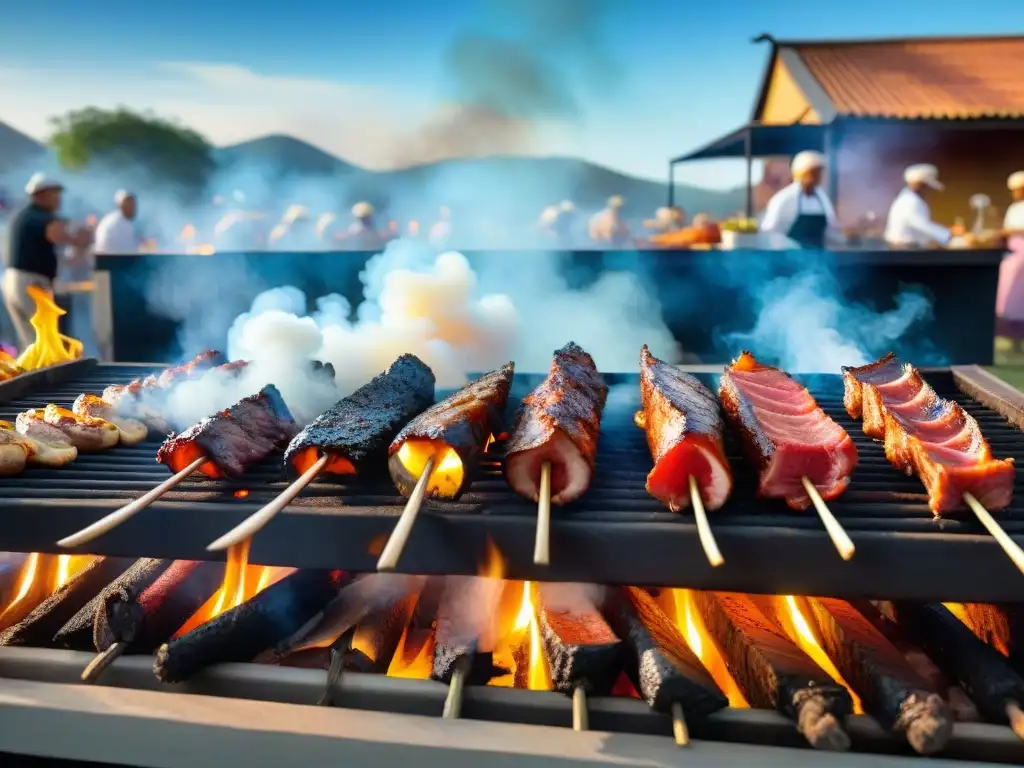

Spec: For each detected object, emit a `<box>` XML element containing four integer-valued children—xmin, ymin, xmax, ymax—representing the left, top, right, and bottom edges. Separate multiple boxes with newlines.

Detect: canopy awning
<box><xmin>671</xmin><ymin>123</ymin><xmax>826</xmax><ymax>163</ymax></box>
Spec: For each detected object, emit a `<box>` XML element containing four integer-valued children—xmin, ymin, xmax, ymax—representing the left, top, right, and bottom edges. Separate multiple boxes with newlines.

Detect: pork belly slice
<box><xmin>637</xmin><ymin>345</ymin><xmax>732</xmax><ymax>511</ymax></box>
<box><xmin>504</xmin><ymin>343</ymin><xmax>607</xmax><ymax>505</ymax></box>
<box><xmin>719</xmin><ymin>352</ymin><xmax>858</xmax><ymax>511</ymax></box>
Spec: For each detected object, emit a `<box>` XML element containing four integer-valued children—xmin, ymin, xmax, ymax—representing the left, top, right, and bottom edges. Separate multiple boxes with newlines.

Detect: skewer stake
<box><xmin>442</xmin><ymin>657</ymin><xmax>471</xmax><ymax>719</ymax></box>
<box><xmin>572</xmin><ymin>686</ymin><xmax>589</xmax><ymax>731</ymax></box>
<box><xmin>377</xmin><ymin>454</ymin><xmax>436</xmax><ymax>572</ymax></box>
<box><xmin>533</xmin><ymin>461</ymin><xmax>552</xmax><ymax>566</ymax></box>
<box><xmin>801</xmin><ymin>476</ymin><xmax>855</xmax><ymax>561</ymax></box>
<box><xmin>57</xmin><ymin>456</ymin><xmax>207</xmax><ymax>548</ymax></box>
<box><xmin>689</xmin><ymin>475</ymin><xmax>723</xmax><ymax>567</ymax></box>
<box><xmin>1007</xmin><ymin>700</ymin><xmax>1024</xmax><ymax>742</ymax></box>
<box><xmin>81</xmin><ymin>642</ymin><xmax>126</xmax><ymax>684</ymax></box>
<box><xmin>207</xmin><ymin>454</ymin><xmax>329</xmax><ymax>552</ymax></box>
<box><xmin>671</xmin><ymin>701</ymin><xmax>690</xmax><ymax>747</ymax></box>
<box><xmin>963</xmin><ymin>492</ymin><xmax>1024</xmax><ymax>576</ymax></box>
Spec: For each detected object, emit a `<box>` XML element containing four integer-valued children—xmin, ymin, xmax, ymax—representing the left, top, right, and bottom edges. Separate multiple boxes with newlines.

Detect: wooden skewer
<box><xmin>207</xmin><ymin>454</ymin><xmax>330</xmax><ymax>552</ymax></box>
<box><xmin>963</xmin><ymin>492</ymin><xmax>1024</xmax><ymax>576</ymax></box>
<box><xmin>533</xmin><ymin>461</ymin><xmax>552</xmax><ymax>566</ymax></box>
<box><xmin>442</xmin><ymin>657</ymin><xmax>471</xmax><ymax>719</ymax></box>
<box><xmin>377</xmin><ymin>454</ymin><xmax>437</xmax><ymax>572</ymax></box>
<box><xmin>801</xmin><ymin>476</ymin><xmax>855</xmax><ymax>561</ymax></box>
<box><xmin>1006</xmin><ymin>700</ymin><xmax>1024</xmax><ymax>741</ymax></box>
<box><xmin>572</xmin><ymin>686</ymin><xmax>589</xmax><ymax>731</ymax></box>
<box><xmin>671</xmin><ymin>701</ymin><xmax>690</xmax><ymax>747</ymax></box>
<box><xmin>689</xmin><ymin>475</ymin><xmax>723</xmax><ymax>567</ymax></box>
<box><xmin>81</xmin><ymin>642</ymin><xmax>126</xmax><ymax>684</ymax></box>
<box><xmin>57</xmin><ymin>455</ymin><xmax>207</xmax><ymax>548</ymax></box>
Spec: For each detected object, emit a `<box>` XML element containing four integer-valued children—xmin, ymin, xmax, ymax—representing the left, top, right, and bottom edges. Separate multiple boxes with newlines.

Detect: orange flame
<box><xmin>0</xmin><ymin>553</ymin><xmax>94</xmax><ymax>630</ymax></box>
<box><xmin>233</xmin><ymin>489</ymin><xmax>250</xmax><ymax>499</ymax></box>
<box><xmin>15</xmin><ymin>286</ymin><xmax>83</xmax><ymax>370</ymax></box>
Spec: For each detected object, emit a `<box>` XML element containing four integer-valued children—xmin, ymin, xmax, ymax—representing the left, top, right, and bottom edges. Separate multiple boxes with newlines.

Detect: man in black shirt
<box><xmin>2</xmin><ymin>174</ymin><xmax>92</xmax><ymax>350</ymax></box>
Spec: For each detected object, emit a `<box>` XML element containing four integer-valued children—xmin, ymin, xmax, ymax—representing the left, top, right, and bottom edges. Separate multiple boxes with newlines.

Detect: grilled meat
<box><xmin>16</xmin><ymin>405</ymin><xmax>119</xmax><ymax>452</ymax></box>
<box><xmin>0</xmin><ymin>421</ymin><xmax>78</xmax><ymax>469</ymax></box>
<box><xmin>842</xmin><ymin>354</ymin><xmax>1014</xmax><ymax>515</ymax></box>
<box><xmin>719</xmin><ymin>351</ymin><xmax>858</xmax><ymax>510</ymax></box>
<box><xmin>102</xmin><ymin>350</ymin><xmax>224</xmax><ymax>405</ymax></box>
<box><xmin>156</xmin><ymin>385</ymin><xmax>297</xmax><ymax>478</ymax></box>
<box><xmin>73</xmin><ymin>394</ymin><xmax>148</xmax><ymax>446</ymax></box>
<box><xmin>285</xmin><ymin>354</ymin><xmax>435</xmax><ymax>478</ymax></box>
<box><xmin>504</xmin><ymin>343</ymin><xmax>608</xmax><ymax>505</ymax></box>
<box><xmin>0</xmin><ymin>432</ymin><xmax>26</xmax><ymax>476</ymax></box>
<box><xmin>388</xmin><ymin>362</ymin><xmax>514</xmax><ymax>500</ymax></box>
<box><xmin>637</xmin><ymin>345</ymin><xmax>732</xmax><ymax>511</ymax></box>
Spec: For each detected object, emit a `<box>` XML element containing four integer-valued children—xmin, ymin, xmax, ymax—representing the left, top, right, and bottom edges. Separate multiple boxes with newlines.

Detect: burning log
<box><xmin>0</xmin><ymin>557</ymin><xmax>133</xmax><ymax>647</ymax></box>
<box><xmin>692</xmin><ymin>591</ymin><xmax>853</xmax><ymax>751</ymax></box>
<box><xmin>880</xmin><ymin>602</ymin><xmax>1024</xmax><ymax>738</ymax></box>
<box><xmin>54</xmin><ymin>559</ymin><xmax>172</xmax><ymax>650</ymax></box>
<box><xmin>534</xmin><ymin>582</ymin><xmax>623</xmax><ymax>731</ymax></box>
<box><xmin>81</xmin><ymin>560</ymin><xmax>226</xmax><ymax>683</ymax></box>
<box><xmin>346</xmin><ymin>593</ymin><xmax>418</xmax><ymax>674</ymax></box>
<box><xmin>804</xmin><ymin>598</ymin><xmax>953</xmax><ymax>755</ymax></box>
<box><xmin>154</xmin><ymin>569</ymin><xmax>348</xmax><ymax>683</ymax></box>
<box><xmin>948</xmin><ymin>603</ymin><xmax>1024</xmax><ymax>674</ymax></box>
<box><xmin>393</xmin><ymin>578</ymin><xmax>445</xmax><ymax>669</ymax></box>
<box><xmin>603</xmin><ymin>587</ymin><xmax>728</xmax><ymax>744</ymax></box>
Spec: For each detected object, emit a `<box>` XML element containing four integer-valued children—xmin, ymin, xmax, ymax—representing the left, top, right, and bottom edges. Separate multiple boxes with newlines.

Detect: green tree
<box><xmin>49</xmin><ymin>107</ymin><xmax>215</xmax><ymax>194</ymax></box>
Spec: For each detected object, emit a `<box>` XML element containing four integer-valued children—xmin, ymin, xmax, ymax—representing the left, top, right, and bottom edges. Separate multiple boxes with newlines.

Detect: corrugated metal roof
<box><xmin>789</xmin><ymin>37</ymin><xmax>1024</xmax><ymax>119</ymax></box>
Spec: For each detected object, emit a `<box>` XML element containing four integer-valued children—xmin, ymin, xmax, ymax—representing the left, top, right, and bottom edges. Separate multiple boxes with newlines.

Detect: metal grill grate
<box><xmin>0</xmin><ymin>362</ymin><xmax>1022</xmax><ymax>601</ymax></box>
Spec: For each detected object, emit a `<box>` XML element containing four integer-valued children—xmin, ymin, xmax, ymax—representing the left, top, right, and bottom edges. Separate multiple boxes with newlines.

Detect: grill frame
<box><xmin>1</xmin><ymin>359</ymin><xmax>1023</xmax><ymax>601</ymax></box>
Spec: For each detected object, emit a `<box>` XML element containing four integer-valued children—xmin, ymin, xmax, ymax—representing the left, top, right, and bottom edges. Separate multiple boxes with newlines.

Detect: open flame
<box><xmin>15</xmin><ymin>286</ymin><xmax>83</xmax><ymax>370</ymax></box>
<box><xmin>0</xmin><ymin>553</ymin><xmax>95</xmax><ymax>630</ymax></box>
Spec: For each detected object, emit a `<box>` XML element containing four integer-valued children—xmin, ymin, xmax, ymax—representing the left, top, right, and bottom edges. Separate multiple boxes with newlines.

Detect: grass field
<box><xmin>988</xmin><ymin>337</ymin><xmax>1024</xmax><ymax>391</ymax></box>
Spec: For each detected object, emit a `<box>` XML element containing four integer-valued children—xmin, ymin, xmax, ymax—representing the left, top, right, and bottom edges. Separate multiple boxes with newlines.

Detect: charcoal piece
<box><xmin>534</xmin><ymin>582</ymin><xmax>622</xmax><ymax>696</ymax></box>
<box><xmin>0</xmin><ymin>557</ymin><xmax>134</xmax><ymax>647</ymax></box>
<box><xmin>431</xmin><ymin>576</ymin><xmax>506</xmax><ymax>685</ymax></box>
<box><xmin>807</xmin><ymin>598</ymin><xmax>952</xmax><ymax>755</ymax></box>
<box><xmin>154</xmin><ymin>569</ymin><xmax>348</xmax><ymax>683</ymax></box>
<box><xmin>54</xmin><ymin>559</ymin><xmax>172</xmax><ymax>650</ymax></box>
<box><xmin>345</xmin><ymin>592</ymin><xmax>418</xmax><ymax>674</ymax></box>
<box><xmin>692</xmin><ymin>591</ymin><xmax>852</xmax><ymax>751</ymax></box>
<box><xmin>603</xmin><ymin>587</ymin><xmax>727</xmax><ymax>722</ymax></box>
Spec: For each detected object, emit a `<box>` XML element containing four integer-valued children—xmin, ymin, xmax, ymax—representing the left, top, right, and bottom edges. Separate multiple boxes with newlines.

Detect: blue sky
<box><xmin>0</xmin><ymin>0</ymin><xmax>1021</xmax><ymax>188</ymax></box>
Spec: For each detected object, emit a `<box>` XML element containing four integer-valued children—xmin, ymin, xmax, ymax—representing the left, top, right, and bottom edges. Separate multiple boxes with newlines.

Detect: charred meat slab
<box><xmin>430</xmin><ymin>576</ymin><xmax>506</xmax><ymax>685</ymax></box>
<box><xmin>603</xmin><ymin>587</ymin><xmax>727</xmax><ymax>722</ymax></box>
<box><xmin>805</xmin><ymin>598</ymin><xmax>952</xmax><ymax>755</ymax></box>
<box><xmin>154</xmin><ymin>569</ymin><xmax>349</xmax><ymax>683</ymax></box>
<box><xmin>389</xmin><ymin>363</ymin><xmax>514</xmax><ymax>500</ymax></box>
<box><xmin>719</xmin><ymin>352</ymin><xmax>858</xmax><ymax>510</ymax></box>
<box><xmin>54</xmin><ymin>559</ymin><xmax>173</xmax><ymax>650</ymax></box>
<box><xmin>692</xmin><ymin>591</ymin><xmax>852</xmax><ymax>751</ymax></box>
<box><xmin>534</xmin><ymin>583</ymin><xmax>622</xmax><ymax>696</ymax></box>
<box><xmin>636</xmin><ymin>345</ymin><xmax>732</xmax><ymax>511</ymax></box>
<box><xmin>0</xmin><ymin>557</ymin><xmax>134</xmax><ymax>647</ymax></box>
<box><xmin>284</xmin><ymin>354</ymin><xmax>435</xmax><ymax>478</ymax></box>
<box><xmin>504</xmin><ymin>343</ymin><xmax>608</xmax><ymax>506</ymax></box>
<box><xmin>842</xmin><ymin>354</ymin><xmax>1014</xmax><ymax>515</ymax></box>
<box><xmin>156</xmin><ymin>385</ymin><xmax>298</xmax><ymax>478</ymax></box>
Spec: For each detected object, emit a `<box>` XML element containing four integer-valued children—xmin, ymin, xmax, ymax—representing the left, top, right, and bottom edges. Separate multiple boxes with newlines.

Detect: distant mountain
<box><xmin>214</xmin><ymin>135</ymin><xmax>364</xmax><ymax>178</ymax></box>
<box><xmin>0</xmin><ymin>121</ymin><xmax>46</xmax><ymax>175</ymax></box>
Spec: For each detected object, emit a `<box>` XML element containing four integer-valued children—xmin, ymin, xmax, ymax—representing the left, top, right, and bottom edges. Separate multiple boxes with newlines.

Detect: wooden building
<box><xmin>672</xmin><ymin>34</ymin><xmax>1024</xmax><ymax>228</ymax></box>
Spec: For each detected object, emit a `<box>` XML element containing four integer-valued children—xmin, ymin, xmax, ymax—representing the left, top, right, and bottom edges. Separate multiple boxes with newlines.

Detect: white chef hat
<box><xmin>904</xmin><ymin>164</ymin><xmax>944</xmax><ymax>191</ymax></box>
<box><xmin>1008</xmin><ymin>171</ymin><xmax>1024</xmax><ymax>191</ymax></box>
<box><xmin>24</xmin><ymin>172</ymin><xmax>63</xmax><ymax>195</ymax></box>
<box><xmin>790</xmin><ymin>150</ymin><xmax>825</xmax><ymax>176</ymax></box>
<box><xmin>114</xmin><ymin>189</ymin><xmax>135</xmax><ymax>203</ymax></box>
<box><xmin>351</xmin><ymin>201</ymin><xmax>374</xmax><ymax>218</ymax></box>
<box><xmin>607</xmin><ymin>195</ymin><xmax>624</xmax><ymax>209</ymax></box>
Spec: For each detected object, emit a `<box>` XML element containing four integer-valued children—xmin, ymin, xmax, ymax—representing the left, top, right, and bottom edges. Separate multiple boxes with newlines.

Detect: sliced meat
<box><xmin>1</xmin><ymin>420</ymin><xmax>77</xmax><ymax>468</ymax></box>
<box><xmin>17</xmin><ymin>406</ymin><xmax>118</xmax><ymax>452</ymax></box>
<box><xmin>285</xmin><ymin>354</ymin><xmax>435</xmax><ymax>478</ymax></box>
<box><xmin>719</xmin><ymin>351</ymin><xmax>858</xmax><ymax>510</ymax></box>
<box><xmin>156</xmin><ymin>385</ymin><xmax>297</xmax><ymax>478</ymax></box>
<box><xmin>73</xmin><ymin>394</ymin><xmax>148</xmax><ymax>446</ymax></box>
<box><xmin>637</xmin><ymin>345</ymin><xmax>732</xmax><ymax>511</ymax></box>
<box><xmin>388</xmin><ymin>363</ymin><xmax>514</xmax><ymax>500</ymax></box>
<box><xmin>842</xmin><ymin>354</ymin><xmax>1015</xmax><ymax>515</ymax></box>
<box><xmin>504</xmin><ymin>342</ymin><xmax>608</xmax><ymax>505</ymax></box>
<box><xmin>0</xmin><ymin>424</ymin><xmax>28</xmax><ymax>476</ymax></box>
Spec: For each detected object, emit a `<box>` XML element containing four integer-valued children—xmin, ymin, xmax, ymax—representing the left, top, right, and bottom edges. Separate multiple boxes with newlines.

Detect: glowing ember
<box><xmin>16</xmin><ymin>286</ymin><xmax>83</xmax><ymax>370</ymax></box>
<box><xmin>233</xmin><ymin>489</ymin><xmax>250</xmax><ymax>499</ymax></box>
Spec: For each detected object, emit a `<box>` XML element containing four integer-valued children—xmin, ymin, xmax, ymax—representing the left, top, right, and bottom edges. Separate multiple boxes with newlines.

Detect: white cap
<box><xmin>790</xmin><ymin>150</ymin><xmax>825</xmax><ymax>176</ymax></box>
<box><xmin>607</xmin><ymin>195</ymin><xmax>624</xmax><ymax>209</ymax></box>
<box><xmin>1008</xmin><ymin>171</ymin><xmax>1024</xmax><ymax>191</ymax></box>
<box><xmin>351</xmin><ymin>201</ymin><xmax>374</xmax><ymax>218</ymax></box>
<box><xmin>904</xmin><ymin>164</ymin><xmax>944</xmax><ymax>191</ymax></box>
<box><xmin>559</xmin><ymin>200</ymin><xmax>575</xmax><ymax>212</ymax></box>
<box><xmin>24</xmin><ymin>173</ymin><xmax>62</xmax><ymax>195</ymax></box>
<box><xmin>114</xmin><ymin>189</ymin><xmax>135</xmax><ymax>204</ymax></box>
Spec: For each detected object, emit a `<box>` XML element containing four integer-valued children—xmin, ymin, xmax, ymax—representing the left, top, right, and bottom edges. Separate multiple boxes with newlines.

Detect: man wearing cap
<box><xmin>996</xmin><ymin>171</ymin><xmax>1024</xmax><ymax>347</ymax></box>
<box><xmin>94</xmin><ymin>190</ymin><xmax>139</xmax><ymax>255</ymax></box>
<box><xmin>759</xmin><ymin>150</ymin><xmax>838</xmax><ymax>249</ymax></box>
<box><xmin>884</xmin><ymin>164</ymin><xmax>952</xmax><ymax>248</ymax></box>
<box><xmin>3</xmin><ymin>173</ymin><xmax>92</xmax><ymax>350</ymax></box>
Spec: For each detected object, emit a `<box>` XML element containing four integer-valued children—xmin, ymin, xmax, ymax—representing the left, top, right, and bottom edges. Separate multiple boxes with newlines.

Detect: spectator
<box><xmin>94</xmin><ymin>190</ymin><xmax>139</xmax><ymax>255</ymax></box>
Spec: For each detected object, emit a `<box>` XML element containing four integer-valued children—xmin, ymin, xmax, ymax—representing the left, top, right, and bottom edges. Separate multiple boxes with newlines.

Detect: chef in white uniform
<box><xmin>93</xmin><ymin>190</ymin><xmax>139</xmax><ymax>255</ymax></box>
<box><xmin>884</xmin><ymin>165</ymin><xmax>952</xmax><ymax>247</ymax></box>
<box><xmin>760</xmin><ymin>150</ymin><xmax>838</xmax><ymax>249</ymax></box>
